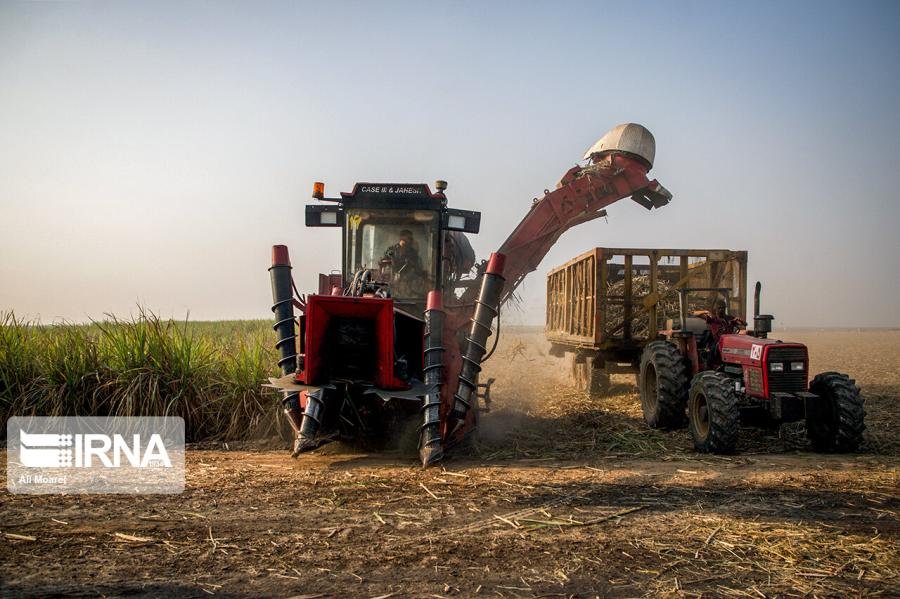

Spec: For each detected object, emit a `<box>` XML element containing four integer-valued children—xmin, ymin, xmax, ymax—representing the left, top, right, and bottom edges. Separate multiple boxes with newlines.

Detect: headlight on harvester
<box><xmin>791</xmin><ymin>362</ymin><xmax>805</xmax><ymax>371</ymax></box>
<box><xmin>769</xmin><ymin>362</ymin><xmax>784</xmax><ymax>372</ymax></box>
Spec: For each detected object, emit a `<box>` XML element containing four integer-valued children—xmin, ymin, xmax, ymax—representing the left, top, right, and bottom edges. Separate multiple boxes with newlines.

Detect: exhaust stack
<box><xmin>753</xmin><ymin>281</ymin><xmax>773</xmax><ymax>339</ymax></box>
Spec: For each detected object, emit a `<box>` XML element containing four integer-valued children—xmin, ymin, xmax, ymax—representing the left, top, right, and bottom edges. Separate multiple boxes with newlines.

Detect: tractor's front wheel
<box><xmin>639</xmin><ymin>341</ymin><xmax>689</xmax><ymax>429</ymax></box>
<box><xmin>688</xmin><ymin>372</ymin><xmax>740</xmax><ymax>453</ymax></box>
<box><xmin>806</xmin><ymin>372</ymin><xmax>865</xmax><ymax>452</ymax></box>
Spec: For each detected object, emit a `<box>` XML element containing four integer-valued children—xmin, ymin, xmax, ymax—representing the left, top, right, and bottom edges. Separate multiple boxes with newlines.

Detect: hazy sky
<box><xmin>1</xmin><ymin>1</ymin><xmax>898</xmax><ymax>326</ymax></box>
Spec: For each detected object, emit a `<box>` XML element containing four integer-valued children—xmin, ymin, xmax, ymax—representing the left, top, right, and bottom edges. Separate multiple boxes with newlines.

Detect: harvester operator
<box><xmin>382</xmin><ymin>229</ymin><xmax>425</xmax><ymax>297</ymax></box>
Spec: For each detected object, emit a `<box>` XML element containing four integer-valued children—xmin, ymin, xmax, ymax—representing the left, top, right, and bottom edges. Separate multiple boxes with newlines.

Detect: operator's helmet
<box><xmin>583</xmin><ymin>123</ymin><xmax>656</xmax><ymax>169</ymax></box>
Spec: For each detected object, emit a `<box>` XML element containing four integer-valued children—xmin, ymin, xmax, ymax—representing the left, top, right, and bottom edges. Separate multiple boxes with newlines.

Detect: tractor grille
<box><xmin>768</xmin><ymin>347</ymin><xmax>807</xmax><ymax>362</ymax></box>
<box><xmin>768</xmin><ymin>372</ymin><xmax>806</xmax><ymax>393</ymax></box>
<box><xmin>766</xmin><ymin>347</ymin><xmax>807</xmax><ymax>393</ymax></box>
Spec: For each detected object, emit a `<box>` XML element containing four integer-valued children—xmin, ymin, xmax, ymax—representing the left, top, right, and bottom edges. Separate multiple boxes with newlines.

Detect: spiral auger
<box><xmin>268</xmin><ymin>245</ymin><xmax>309</xmax><ymax>455</ymax></box>
<box><xmin>419</xmin><ymin>290</ymin><xmax>445</xmax><ymax>466</ymax></box>
<box><xmin>451</xmin><ymin>253</ymin><xmax>506</xmax><ymax>431</ymax></box>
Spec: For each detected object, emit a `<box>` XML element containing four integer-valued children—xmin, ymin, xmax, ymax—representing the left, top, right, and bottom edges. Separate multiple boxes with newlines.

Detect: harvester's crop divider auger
<box><xmin>268</xmin><ymin>246</ymin><xmax>308</xmax><ymax>456</ymax></box>
<box><xmin>419</xmin><ymin>290</ymin><xmax>445</xmax><ymax>465</ymax></box>
<box><xmin>452</xmin><ymin>253</ymin><xmax>506</xmax><ymax>422</ymax></box>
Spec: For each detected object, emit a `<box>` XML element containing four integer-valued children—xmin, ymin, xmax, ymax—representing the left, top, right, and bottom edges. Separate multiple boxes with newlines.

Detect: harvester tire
<box><xmin>639</xmin><ymin>341</ymin><xmax>689</xmax><ymax>429</ymax></box>
<box><xmin>688</xmin><ymin>372</ymin><xmax>740</xmax><ymax>454</ymax></box>
<box><xmin>807</xmin><ymin>372</ymin><xmax>865</xmax><ymax>452</ymax></box>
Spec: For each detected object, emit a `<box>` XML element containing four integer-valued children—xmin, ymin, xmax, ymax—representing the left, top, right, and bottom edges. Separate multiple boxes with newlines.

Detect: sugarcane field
<box><xmin>1</xmin><ymin>325</ymin><xmax>898</xmax><ymax>597</ymax></box>
<box><xmin>2</xmin><ymin>2</ymin><xmax>899</xmax><ymax>599</ymax></box>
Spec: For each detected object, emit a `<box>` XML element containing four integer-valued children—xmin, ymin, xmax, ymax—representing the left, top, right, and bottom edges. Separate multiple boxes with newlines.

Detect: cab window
<box><xmin>345</xmin><ymin>209</ymin><xmax>438</xmax><ymax>302</ymax></box>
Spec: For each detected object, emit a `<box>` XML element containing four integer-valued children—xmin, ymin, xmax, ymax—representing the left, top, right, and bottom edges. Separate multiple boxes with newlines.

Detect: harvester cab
<box><xmin>639</xmin><ymin>281</ymin><xmax>865</xmax><ymax>455</ymax></box>
<box><xmin>308</xmin><ymin>181</ymin><xmax>480</xmax><ymax>312</ymax></box>
<box><xmin>269</xmin><ymin>123</ymin><xmax>673</xmax><ymax>466</ymax></box>
<box><xmin>271</xmin><ymin>182</ymin><xmax>482</xmax><ymax>456</ymax></box>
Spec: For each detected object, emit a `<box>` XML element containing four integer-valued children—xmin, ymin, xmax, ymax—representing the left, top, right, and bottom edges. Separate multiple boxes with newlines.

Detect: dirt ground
<box><xmin>2</xmin><ymin>330</ymin><xmax>898</xmax><ymax>598</ymax></box>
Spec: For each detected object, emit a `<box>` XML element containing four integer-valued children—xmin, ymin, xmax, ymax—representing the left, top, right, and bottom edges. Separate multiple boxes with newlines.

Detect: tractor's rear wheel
<box><xmin>639</xmin><ymin>341</ymin><xmax>689</xmax><ymax>429</ymax></box>
<box><xmin>688</xmin><ymin>371</ymin><xmax>740</xmax><ymax>453</ymax></box>
<box><xmin>806</xmin><ymin>372</ymin><xmax>865</xmax><ymax>452</ymax></box>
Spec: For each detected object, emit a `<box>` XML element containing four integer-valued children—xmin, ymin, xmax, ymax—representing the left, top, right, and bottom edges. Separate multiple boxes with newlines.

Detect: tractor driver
<box><xmin>695</xmin><ymin>297</ymin><xmax>746</xmax><ymax>366</ymax></box>
<box><xmin>707</xmin><ymin>298</ymin><xmax>746</xmax><ymax>336</ymax></box>
<box><xmin>382</xmin><ymin>229</ymin><xmax>425</xmax><ymax>297</ymax></box>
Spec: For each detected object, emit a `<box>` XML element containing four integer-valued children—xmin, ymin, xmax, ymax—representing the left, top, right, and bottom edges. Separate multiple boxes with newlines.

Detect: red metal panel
<box><xmin>297</xmin><ymin>295</ymin><xmax>405</xmax><ymax>389</ymax></box>
<box><xmin>317</xmin><ymin>273</ymin><xmax>343</xmax><ymax>295</ymax></box>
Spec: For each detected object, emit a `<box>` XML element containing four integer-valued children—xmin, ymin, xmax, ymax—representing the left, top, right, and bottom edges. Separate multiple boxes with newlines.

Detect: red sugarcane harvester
<box><xmin>268</xmin><ymin>123</ymin><xmax>672</xmax><ymax>466</ymax></box>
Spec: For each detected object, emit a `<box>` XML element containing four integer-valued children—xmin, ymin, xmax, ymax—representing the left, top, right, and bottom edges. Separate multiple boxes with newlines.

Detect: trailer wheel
<box><xmin>587</xmin><ymin>369</ymin><xmax>611</xmax><ymax>396</ymax></box>
<box><xmin>571</xmin><ymin>357</ymin><xmax>587</xmax><ymax>390</ymax></box>
<box><xmin>639</xmin><ymin>341</ymin><xmax>689</xmax><ymax>428</ymax></box>
<box><xmin>807</xmin><ymin>372</ymin><xmax>865</xmax><ymax>452</ymax></box>
<box><xmin>688</xmin><ymin>372</ymin><xmax>740</xmax><ymax>453</ymax></box>
<box><xmin>573</xmin><ymin>357</ymin><xmax>611</xmax><ymax>396</ymax></box>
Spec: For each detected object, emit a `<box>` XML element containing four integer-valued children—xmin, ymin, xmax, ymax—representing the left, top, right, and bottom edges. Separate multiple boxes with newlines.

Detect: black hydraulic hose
<box><xmin>292</xmin><ymin>277</ymin><xmax>303</xmax><ymax>305</ymax></box>
<box><xmin>480</xmin><ymin>306</ymin><xmax>500</xmax><ymax>363</ymax></box>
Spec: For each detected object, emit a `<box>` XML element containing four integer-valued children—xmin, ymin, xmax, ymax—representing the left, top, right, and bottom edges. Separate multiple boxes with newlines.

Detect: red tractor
<box><xmin>268</xmin><ymin>123</ymin><xmax>672</xmax><ymax>465</ymax></box>
<box><xmin>638</xmin><ymin>282</ymin><xmax>865</xmax><ymax>453</ymax></box>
